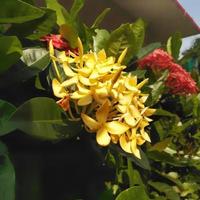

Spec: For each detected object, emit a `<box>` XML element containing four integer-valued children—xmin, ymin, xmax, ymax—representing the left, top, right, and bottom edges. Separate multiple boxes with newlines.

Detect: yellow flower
<box><xmin>81</xmin><ymin>100</ymin><xmax>129</xmax><ymax>146</ymax></box>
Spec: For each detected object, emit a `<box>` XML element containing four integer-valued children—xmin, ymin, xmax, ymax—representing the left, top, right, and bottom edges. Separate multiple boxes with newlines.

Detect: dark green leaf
<box><xmin>70</xmin><ymin>0</ymin><xmax>84</xmax><ymax>19</ymax></box>
<box><xmin>130</xmin><ymin>69</ymin><xmax>146</xmax><ymax>79</ymax></box>
<box><xmin>93</xmin><ymin>29</ymin><xmax>110</xmax><ymax>52</ymax></box>
<box><xmin>154</xmin><ymin>109</ymin><xmax>177</xmax><ymax>117</ymax></box>
<box><xmin>0</xmin><ymin>141</ymin><xmax>15</xmax><ymax>200</ymax></box>
<box><xmin>115</xmin><ymin>186</ymin><xmax>149</xmax><ymax>200</ymax></box>
<box><xmin>149</xmin><ymin>138</ymin><xmax>172</xmax><ymax>152</ymax></box>
<box><xmin>92</xmin><ymin>8</ymin><xmax>111</xmax><ymax>29</ymax></box>
<box><xmin>0</xmin><ymin>0</ymin><xmax>44</xmax><ymax>24</ymax></box>
<box><xmin>136</xmin><ymin>42</ymin><xmax>161</xmax><ymax>60</ymax></box>
<box><xmin>148</xmin><ymin>181</ymin><xmax>180</xmax><ymax>200</ymax></box>
<box><xmin>0</xmin><ymin>36</ymin><xmax>22</xmax><ymax>74</ymax></box>
<box><xmin>7</xmin><ymin>8</ymin><xmax>57</xmax><ymax>40</ymax></box>
<box><xmin>167</xmin><ymin>32</ymin><xmax>182</xmax><ymax>61</ymax></box>
<box><xmin>0</xmin><ymin>100</ymin><xmax>16</xmax><ymax>136</ymax></box>
<box><xmin>9</xmin><ymin>97</ymin><xmax>82</xmax><ymax>140</ymax></box>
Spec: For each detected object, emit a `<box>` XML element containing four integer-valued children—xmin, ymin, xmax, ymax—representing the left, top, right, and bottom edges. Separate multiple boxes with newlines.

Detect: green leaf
<box><xmin>0</xmin><ymin>141</ymin><xmax>15</xmax><ymax>200</ymax></box>
<box><xmin>21</xmin><ymin>48</ymin><xmax>50</xmax><ymax>69</ymax></box>
<box><xmin>167</xmin><ymin>32</ymin><xmax>182</xmax><ymax>61</ymax></box>
<box><xmin>46</xmin><ymin>0</ymin><xmax>78</xmax><ymax>47</ymax></box>
<box><xmin>92</xmin><ymin>8</ymin><xmax>111</xmax><ymax>29</ymax></box>
<box><xmin>9</xmin><ymin>97</ymin><xmax>82</xmax><ymax>140</ymax></box>
<box><xmin>154</xmin><ymin>109</ymin><xmax>177</xmax><ymax>117</ymax></box>
<box><xmin>130</xmin><ymin>19</ymin><xmax>145</xmax><ymax>54</ymax></box>
<box><xmin>130</xmin><ymin>69</ymin><xmax>146</xmax><ymax>79</ymax></box>
<box><xmin>146</xmin><ymin>70</ymin><xmax>168</xmax><ymax>106</ymax></box>
<box><xmin>106</xmin><ymin>24</ymin><xmax>136</xmax><ymax>64</ymax></box>
<box><xmin>0</xmin><ymin>36</ymin><xmax>22</xmax><ymax>74</ymax></box>
<box><xmin>137</xmin><ymin>42</ymin><xmax>161</xmax><ymax>60</ymax></box>
<box><xmin>93</xmin><ymin>29</ymin><xmax>110</xmax><ymax>52</ymax></box>
<box><xmin>0</xmin><ymin>0</ymin><xmax>44</xmax><ymax>24</ymax></box>
<box><xmin>149</xmin><ymin>138</ymin><xmax>172</xmax><ymax>152</ymax></box>
<box><xmin>70</xmin><ymin>0</ymin><xmax>84</xmax><ymax>19</ymax></box>
<box><xmin>0</xmin><ymin>100</ymin><xmax>16</xmax><ymax>136</ymax></box>
<box><xmin>127</xmin><ymin>159</ymin><xmax>144</xmax><ymax>187</ymax></box>
<box><xmin>148</xmin><ymin>181</ymin><xmax>180</xmax><ymax>200</ymax></box>
<box><xmin>115</xmin><ymin>186</ymin><xmax>149</xmax><ymax>200</ymax></box>
<box><xmin>7</xmin><ymin>8</ymin><xmax>57</xmax><ymax>40</ymax></box>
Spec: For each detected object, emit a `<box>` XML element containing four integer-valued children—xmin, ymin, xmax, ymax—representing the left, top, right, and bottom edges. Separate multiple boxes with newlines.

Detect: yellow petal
<box><xmin>96</xmin><ymin>127</ymin><xmax>111</xmax><ymax>146</ymax></box>
<box><xmin>52</xmin><ymin>79</ymin><xmax>67</xmax><ymax>98</ymax></box>
<box><xmin>71</xmin><ymin>91</ymin><xmax>87</xmax><ymax>99</ymax></box>
<box><xmin>129</xmin><ymin>105</ymin><xmax>141</xmax><ymax>119</ymax></box>
<box><xmin>77</xmin><ymin>83</ymin><xmax>91</xmax><ymax>94</ymax></box>
<box><xmin>136</xmin><ymin>135</ymin><xmax>146</xmax><ymax>145</ymax></box>
<box><xmin>125</xmin><ymin>76</ymin><xmax>138</xmax><ymax>92</ymax></box>
<box><xmin>110</xmin><ymin>134</ymin><xmax>119</xmax><ymax>144</ymax></box>
<box><xmin>124</xmin><ymin>113</ymin><xmax>137</xmax><ymax>127</ymax></box>
<box><xmin>95</xmin><ymin>87</ymin><xmax>108</xmax><ymax>98</ymax></box>
<box><xmin>77</xmin><ymin>37</ymin><xmax>83</xmax><ymax>57</ymax></box>
<box><xmin>63</xmin><ymin>62</ymin><xmax>76</xmax><ymax>77</ymax></box>
<box><xmin>89</xmin><ymin>69</ymin><xmax>100</xmax><ymax>81</ymax></box>
<box><xmin>49</xmin><ymin>40</ymin><xmax>54</xmax><ymax>56</ymax></box>
<box><xmin>144</xmin><ymin>108</ymin><xmax>156</xmax><ymax>116</ymax></box>
<box><xmin>79</xmin><ymin>75</ymin><xmax>93</xmax><ymax>86</ymax></box>
<box><xmin>106</xmin><ymin>121</ymin><xmax>129</xmax><ymax>135</ymax></box>
<box><xmin>141</xmin><ymin>129</ymin><xmax>151</xmax><ymax>142</ymax></box>
<box><xmin>140</xmin><ymin>95</ymin><xmax>149</xmax><ymax>103</ymax></box>
<box><xmin>78</xmin><ymin>67</ymin><xmax>92</xmax><ymax>77</ymax></box>
<box><xmin>119</xmin><ymin>93</ymin><xmax>133</xmax><ymax>105</ymax></box>
<box><xmin>119</xmin><ymin>134</ymin><xmax>132</xmax><ymax>153</ymax></box>
<box><xmin>130</xmin><ymin>139</ymin><xmax>141</xmax><ymax>159</ymax></box>
<box><xmin>61</xmin><ymin>76</ymin><xmax>78</xmax><ymax>87</ymax></box>
<box><xmin>136</xmin><ymin>78</ymin><xmax>148</xmax><ymax>89</ymax></box>
<box><xmin>117</xmin><ymin>48</ymin><xmax>128</xmax><ymax>64</ymax></box>
<box><xmin>96</xmin><ymin>100</ymin><xmax>110</xmax><ymax>123</ymax></box>
<box><xmin>77</xmin><ymin>95</ymin><xmax>92</xmax><ymax>106</ymax></box>
<box><xmin>81</xmin><ymin>113</ymin><xmax>100</xmax><ymax>131</ymax></box>
<box><xmin>97</xmin><ymin>49</ymin><xmax>107</xmax><ymax>60</ymax></box>
<box><xmin>116</xmin><ymin>104</ymin><xmax>127</xmax><ymax>113</ymax></box>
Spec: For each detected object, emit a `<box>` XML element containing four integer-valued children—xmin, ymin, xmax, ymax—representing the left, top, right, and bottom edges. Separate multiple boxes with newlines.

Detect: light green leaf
<box><xmin>115</xmin><ymin>186</ymin><xmax>149</xmax><ymax>200</ymax></box>
<box><xmin>167</xmin><ymin>32</ymin><xmax>182</xmax><ymax>61</ymax></box>
<box><xmin>92</xmin><ymin>8</ymin><xmax>111</xmax><ymax>29</ymax></box>
<box><xmin>149</xmin><ymin>138</ymin><xmax>172</xmax><ymax>152</ymax></box>
<box><xmin>0</xmin><ymin>141</ymin><xmax>15</xmax><ymax>200</ymax></box>
<box><xmin>9</xmin><ymin>97</ymin><xmax>82</xmax><ymax>140</ymax></box>
<box><xmin>0</xmin><ymin>36</ymin><xmax>22</xmax><ymax>74</ymax></box>
<box><xmin>70</xmin><ymin>0</ymin><xmax>84</xmax><ymax>19</ymax></box>
<box><xmin>93</xmin><ymin>29</ymin><xmax>110</xmax><ymax>52</ymax></box>
<box><xmin>7</xmin><ymin>8</ymin><xmax>57</xmax><ymax>40</ymax></box>
<box><xmin>21</xmin><ymin>48</ymin><xmax>50</xmax><ymax>69</ymax></box>
<box><xmin>0</xmin><ymin>0</ymin><xmax>44</xmax><ymax>24</ymax></box>
<box><xmin>137</xmin><ymin>42</ymin><xmax>161</xmax><ymax>59</ymax></box>
<box><xmin>148</xmin><ymin>181</ymin><xmax>180</xmax><ymax>200</ymax></box>
<box><xmin>0</xmin><ymin>100</ymin><xmax>16</xmax><ymax>136</ymax></box>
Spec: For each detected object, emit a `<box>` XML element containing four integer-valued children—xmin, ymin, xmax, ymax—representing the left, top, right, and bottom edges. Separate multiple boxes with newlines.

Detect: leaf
<box><xmin>0</xmin><ymin>100</ymin><xmax>16</xmax><ymax>136</ymax></box>
<box><xmin>137</xmin><ymin>42</ymin><xmax>161</xmax><ymax>60</ymax></box>
<box><xmin>91</xmin><ymin>8</ymin><xmax>111</xmax><ymax>29</ymax></box>
<box><xmin>115</xmin><ymin>186</ymin><xmax>149</xmax><ymax>200</ymax></box>
<box><xmin>9</xmin><ymin>97</ymin><xmax>82</xmax><ymax>140</ymax></box>
<box><xmin>167</xmin><ymin>32</ymin><xmax>182</xmax><ymax>61</ymax></box>
<box><xmin>130</xmin><ymin>19</ymin><xmax>145</xmax><ymax>54</ymax></box>
<box><xmin>46</xmin><ymin>0</ymin><xmax>78</xmax><ymax>47</ymax></box>
<box><xmin>148</xmin><ymin>181</ymin><xmax>180</xmax><ymax>200</ymax></box>
<box><xmin>106</xmin><ymin>24</ymin><xmax>135</xmax><ymax>64</ymax></box>
<box><xmin>70</xmin><ymin>0</ymin><xmax>84</xmax><ymax>19</ymax></box>
<box><xmin>127</xmin><ymin>159</ymin><xmax>144</xmax><ymax>187</ymax></box>
<box><xmin>146</xmin><ymin>70</ymin><xmax>168</xmax><ymax>106</ymax></box>
<box><xmin>7</xmin><ymin>8</ymin><xmax>57</xmax><ymax>40</ymax></box>
<box><xmin>154</xmin><ymin>109</ymin><xmax>177</xmax><ymax>117</ymax></box>
<box><xmin>93</xmin><ymin>29</ymin><xmax>110</xmax><ymax>52</ymax></box>
<box><xmin>0</xmin><ymin>141</ymin><xmax>15</xmax><ymax>200</ymax></box>
<box><xmin>0</xmin><ymin>36</ymin><xmax>22</xmax><ymax>74</ymax></box>
<box><xmin>0</xmin><ymin>0</ymin><xmax>44</xmax><ymax>24</ymax></box>
<box><xmin>149</xmin><ymin>138</ymin><xmax>172</xmax><ymax>152</ymax></box>
<box><xmin>21</xmin><ymin>48</ymin><xmax>50</xmax><ymax>69</ymax></box>
<box><xmin>130</xmin><ymin>69</ymin><xmax>147</xmax><ymax>79</ymax></box>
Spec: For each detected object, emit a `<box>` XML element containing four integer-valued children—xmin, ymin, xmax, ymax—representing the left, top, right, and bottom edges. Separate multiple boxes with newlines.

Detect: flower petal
<box><xmin>140</xmin><ymin>129</ymin><xmax>151</xmax><ymax>142</ymax></box>
<box><xmin>96</xmin><ymin>100</ymin><xmax>110</xmax><ymax>123</ymax></box>
<box><xmin>130</xmin><ymin>139</ymin><xmax>141</xmax><ymax>159</ymax></box>
<box><xmin>78</xmin><ymin>95</ymin><xmax>92</xmax><ymax>106</ymax></box>
<box><xmin>63</xmin><ymin>62</ymin><xmax>76</xmax><ymax>77</ymax></box>
<box><xmin>81</xmin><ymin>113</ymin><xmax>100</xmax><ymax>131</ymax></box>
<box><xmin>61</xmin><ymin>76</ymin><xmax>78</xmax><ymax>87</ymax></box>
<box><xmin>96</xmin><ymin>127</ymin><xmax>111</xmax><ymax>146</ymax></box>
<box><xmin>52</xmin><ymin>79</ymin><xmax>67</xmax><ymax>98</ymax></box>
<box><xmin>106</xmin><ymin>121</ymin><xmax>129</xmax><ymax>135</ymax></box>
<box><xmin>119</xmin><ymin>134</ymin><xmax>132</xmax><ymax>153</ymax></box>
<box><xmin>97</xmin><ymin>49</ymin><xmax>107</xmax><ymax>60</ymax></box>
<box><xmin>117</xmin><ymin>48</ymin><xmax>128</xmax><ymax>64</ymax></box>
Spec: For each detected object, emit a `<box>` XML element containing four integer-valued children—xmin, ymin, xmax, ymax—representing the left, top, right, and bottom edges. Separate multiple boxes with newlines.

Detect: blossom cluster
<box><xmin>138</xmin><ymin>49</ymin><xmax>198</xmax><ymax>95</ymax></box>
<box><xmin>49</xmin><ymin>37</ymin><xmax>155</xmax><ymax>159</ymax></box>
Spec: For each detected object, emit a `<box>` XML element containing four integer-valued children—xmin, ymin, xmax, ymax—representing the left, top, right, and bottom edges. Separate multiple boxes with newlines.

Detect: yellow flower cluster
<box><xmin>50</xmin><ymin>38</ymin><xmax>155</xmax><ymax>159</ymax></box>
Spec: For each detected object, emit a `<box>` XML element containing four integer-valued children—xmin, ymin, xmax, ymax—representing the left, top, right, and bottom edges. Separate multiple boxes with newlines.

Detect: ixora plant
<box><xmin>0</xmin><ymin>0</ymin><xmax>200</xmax><ymax>200</ymax></box>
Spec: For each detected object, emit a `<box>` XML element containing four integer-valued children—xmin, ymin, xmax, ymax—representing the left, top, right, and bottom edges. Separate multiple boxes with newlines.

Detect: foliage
<box><xmin>0</xmin><ymin>0</ymin><xmax>200</xmax><ymax>200</ymax></box>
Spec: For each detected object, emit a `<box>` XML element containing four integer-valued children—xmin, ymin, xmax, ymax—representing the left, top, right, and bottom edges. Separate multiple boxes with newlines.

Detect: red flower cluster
<box><xmin>138</xmin><ymin>49</ymin><xmax>198</xmax><ymax>95</ymax></box>
<box><xmin>41</xmin><ymin>34</ymin><xmax>78</xmax><ymax>55</ymax></box>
